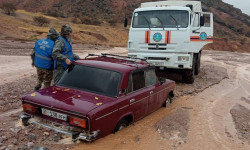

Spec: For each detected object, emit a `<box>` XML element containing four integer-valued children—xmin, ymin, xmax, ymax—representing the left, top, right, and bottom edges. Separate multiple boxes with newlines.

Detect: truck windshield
<box><xmin>132</xmin><ymin>10</ymin><xmax>189</xmax><ymax>28</ymax></box>
<box><xmin>57</xmin><ymin>65</ymin><xmax>121</xmax><ymax>97</ymax></box>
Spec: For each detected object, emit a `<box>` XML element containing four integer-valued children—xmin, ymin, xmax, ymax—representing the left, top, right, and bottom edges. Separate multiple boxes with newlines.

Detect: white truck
<box><xmin>126</xmin><ymin>1</ymin><xmax>213</xmax><ymax>83</ymax></box>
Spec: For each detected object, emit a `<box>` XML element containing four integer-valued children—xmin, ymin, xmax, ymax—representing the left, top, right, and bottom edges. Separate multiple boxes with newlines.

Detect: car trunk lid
<box><xmin>22</xmin><ymin>86</ymin><xmax>114</xmax><ymax>115</ymax></box>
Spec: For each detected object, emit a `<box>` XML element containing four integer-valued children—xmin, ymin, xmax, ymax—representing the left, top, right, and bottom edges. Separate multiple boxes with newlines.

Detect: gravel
<box><xmin>230</xmin><ymin>104</ymin><xmax>250</xmax><ymax>143</ymax></box>
<box><xmin>29</xmin><ymin>133</ymin><xmax>36</xmax><ymax>141</ymax></box>
<box><xmin>27</xmin><ymin>142</ymin><xmax>34</xmax><ymax>149</ymax></box>
<box><xmin>0</xmin><ymin>75</ymin><xmax>36</xmax><ymax>112</ymax></box>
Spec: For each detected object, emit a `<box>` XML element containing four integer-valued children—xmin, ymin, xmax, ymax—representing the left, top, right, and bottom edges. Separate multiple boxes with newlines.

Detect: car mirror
<box><xmin>159</xmin><ymin>77</ymin><xmax>166</xmax><ymax>85</ymax></box>
<box><xmin>124</xmin><ymin>17</ymin><xmax>128</xmax><ymax>28</ymax></box>
<box><xmin>119</xmin><ymin>89</ymin><xmax>126</xmax><ymax>96</ymax></box>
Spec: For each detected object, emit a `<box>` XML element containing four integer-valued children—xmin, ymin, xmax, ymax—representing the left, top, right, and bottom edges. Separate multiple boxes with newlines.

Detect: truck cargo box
<box><xmin>141</xmin><ymin>1</ymin><xmax>202</xmax><ymax>12</ymax></box>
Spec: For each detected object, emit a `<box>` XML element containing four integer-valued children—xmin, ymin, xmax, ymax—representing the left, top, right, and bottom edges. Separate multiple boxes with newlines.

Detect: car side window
<box><xmin>132</xmin><ymin>71</ymin><xmax>145</xmax><ymax>91</ymax></box>
<box><xmin>145</xmin><ymin>69</ymin><xmax>159</xmax><ymax>86</ymax></box>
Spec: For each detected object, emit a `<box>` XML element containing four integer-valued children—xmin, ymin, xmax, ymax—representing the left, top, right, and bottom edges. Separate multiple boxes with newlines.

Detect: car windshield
<box><xmin>132</xmin><ymin>10</ymin><xmax>189</xmax><ymax>28</ymax></box>
<box><xmin>57</xmin><ymin>65</ymin><xmax>122</xmax><ymax>97</ymax></box>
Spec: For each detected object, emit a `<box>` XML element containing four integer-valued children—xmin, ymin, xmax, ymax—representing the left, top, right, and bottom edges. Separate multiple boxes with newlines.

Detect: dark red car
<box><xmin>20</xmin><ymin>54</ymin><xmax>175</xmax><ymax>141</ymax></box>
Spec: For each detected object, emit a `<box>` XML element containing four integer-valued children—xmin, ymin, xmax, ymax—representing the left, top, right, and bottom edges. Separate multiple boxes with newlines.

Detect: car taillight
<box><xmin>23</xmin><ymin>104</ymin><xmax>37</xmax><ymax>113</ymax></box>
<box><xmin>69</xmin><ymin>116</ymin><xmax>86</xmax><ymax>128</ymax></box>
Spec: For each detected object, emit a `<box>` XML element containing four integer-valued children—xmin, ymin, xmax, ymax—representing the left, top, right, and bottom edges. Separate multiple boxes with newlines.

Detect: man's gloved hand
<box><xmin>65</xmin><ymin>59</ymin><xmax>72</xmax><ymax>65</ymax></box>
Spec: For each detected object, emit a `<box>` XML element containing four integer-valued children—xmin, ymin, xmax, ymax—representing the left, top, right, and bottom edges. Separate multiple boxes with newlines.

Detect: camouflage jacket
<box><xmin>52</xmin><ymin>36</ymin><xmax>80</xmax><ymax>68</ymax></box>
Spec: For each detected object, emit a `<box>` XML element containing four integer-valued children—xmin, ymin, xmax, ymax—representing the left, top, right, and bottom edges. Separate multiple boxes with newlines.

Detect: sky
<box><xmin>222</xmin><ymin>0</ymin><xmax>250</xmax><ymax>15</ymax></box>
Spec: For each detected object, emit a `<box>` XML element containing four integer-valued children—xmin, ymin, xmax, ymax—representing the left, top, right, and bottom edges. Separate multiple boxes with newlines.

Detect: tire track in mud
<box><xmin>201</xmin><ymin>62</ymin><xmax>250</xmax><ymax>150</ymax></box>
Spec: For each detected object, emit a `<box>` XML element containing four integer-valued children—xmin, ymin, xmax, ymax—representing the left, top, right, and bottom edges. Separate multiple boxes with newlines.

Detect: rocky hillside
<box><xmin>0</xmin><ymin>0</ymin><xmax>250</xmax><ymax>52</ymax></box>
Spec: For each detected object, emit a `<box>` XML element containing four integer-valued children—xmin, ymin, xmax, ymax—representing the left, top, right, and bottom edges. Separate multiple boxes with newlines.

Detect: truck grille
<box><xmin>148</xmin><ymin>44</ymin><xmax>167</xmax><ymax>50</ymax></box>
<box><xmin>147</xmin><ymin>57</ymin><xmax>167</xmax><ymax>60</ymax></box>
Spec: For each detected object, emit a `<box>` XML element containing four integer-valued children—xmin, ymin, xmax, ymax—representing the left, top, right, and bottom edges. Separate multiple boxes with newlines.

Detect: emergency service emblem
<box><xmin>200</xmin><ymin>32</ymin><xmax>207</xmax><ymax>41</ymax></box>
<box><xmin>153</xmin><ymin>33</ymin><xmax>162</xmax><ymax>42</ymax></box>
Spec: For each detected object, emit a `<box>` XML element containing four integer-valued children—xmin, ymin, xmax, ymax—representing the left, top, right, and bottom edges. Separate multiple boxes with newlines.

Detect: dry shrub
<box><xmin>33</xmin><ymin>16</ymin><xmax>50</xmax><ymax>26</ymax></box>
<box><xmin>47</xmin><ymin>10</ymin><xmax>59</xmax><ymax>17</ymax></box>
<box><xmin>80</xmin><ymin>16</ymin><xmax>101</xmax><ymax>25</ymax></box>
<box><xmin>1</xmin><ymin>3</ymin><xmax>16</xmax><ymax>15</ymax></box>
<box><xmin>108</xmin><ymin>19</ymin><xmax>117</xmax><ymax>26</ymax></box>
<box><xmin>246</xmin><ymin>31</ymin><xmax>250</xmax><ymax>38</ymax></box>
<box><xmin>71</xmin><ymin>18</ymin><xmax>81</xmax><ymax>24</ymax></box>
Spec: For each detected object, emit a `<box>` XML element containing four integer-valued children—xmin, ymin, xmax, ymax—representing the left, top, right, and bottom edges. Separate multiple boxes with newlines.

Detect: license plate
<box><xmin>41</xmin><ymin>108</ymin><xmax>67</xmax><ymax>121</ymax></box>
<box><xmin>152</xmin><ymin>62</ymin><xmax>164</xmax><ymax>66</ymax></box>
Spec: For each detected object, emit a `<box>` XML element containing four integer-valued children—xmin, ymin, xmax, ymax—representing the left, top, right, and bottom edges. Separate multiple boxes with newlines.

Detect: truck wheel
<box><xmin>182</xmin><ymin>68</ymin><xmax>194</xmax><ymax>83</ymax></box>
<box><xmin>182</xmin><ymin>56</ymin><xmax>195</xmax><ymax>83</ymax></box>
<box><xmin>195</xmin><ymin>52</ymin><xmax>201</xmax><ymax>75</ymax></box>
<box><xmin>114</xmin><ymin>119</ymin><xmax>129</xmax><ymax>132</ymax></box>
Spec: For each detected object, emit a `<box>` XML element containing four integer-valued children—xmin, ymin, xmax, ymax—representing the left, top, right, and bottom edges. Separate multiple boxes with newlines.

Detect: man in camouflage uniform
<box><xmin>52</xmin><ymin>25</ymin><xmax>80</xmax><ymax>84</ymax></box>
<box><xmin>31</xmin><ymin>28</ymin><xmax>59</xmax><ymax>91</ymax></box>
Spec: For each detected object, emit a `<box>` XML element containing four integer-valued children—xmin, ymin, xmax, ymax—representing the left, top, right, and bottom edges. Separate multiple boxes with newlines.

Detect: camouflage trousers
<box><xmin>53</xmin><ymin>66</ymin><xmax>66</xmax><ymax>84</ymax></box>
<box><xmin>35</xmin><ymin>67</ymin><xmax>53</xmax><ymax>88</ymax></box>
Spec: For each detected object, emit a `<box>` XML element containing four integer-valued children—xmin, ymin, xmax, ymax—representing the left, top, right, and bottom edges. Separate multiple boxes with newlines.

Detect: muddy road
<box><xmin>0</xmin><ymin>40</ymin><xmax>250</xmax><ymax>150</ymax></box>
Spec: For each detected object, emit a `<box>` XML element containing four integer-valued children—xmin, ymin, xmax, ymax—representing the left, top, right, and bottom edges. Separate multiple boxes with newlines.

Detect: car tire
<box><xmin>163</xmin><ymin>97</ymin><xmax>172</xmax><ymax>107</ymax></box>
<box><xmin>195</xmin><ymin>52</ymin><xmax>201</xmax><ymax>75</ymax></box>
<box><xmin>114</xmin><ymin>119</ymin><xmax>129</xmax><ymax>132</ymax></box>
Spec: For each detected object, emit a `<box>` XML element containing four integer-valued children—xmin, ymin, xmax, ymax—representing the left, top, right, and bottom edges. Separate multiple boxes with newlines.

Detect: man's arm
<box><xmin>73</xmin><ymin>54</ymin><xmax>80</xmax><ymax>60</ymax></box>
<box><xmin>67</xmin><ymin>37</ymin><xmax>80</xmax><ymax>60</ymax></box>
<box><xmin>52</xmin><ymin>39</ymin><xmax>68</xmax><ymax>61</ymax></box>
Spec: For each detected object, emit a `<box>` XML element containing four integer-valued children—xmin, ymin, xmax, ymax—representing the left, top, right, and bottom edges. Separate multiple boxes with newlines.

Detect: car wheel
<box><xmin>114</xmin><ymin>119</ymin><xmax>129</xmax><ymax>132</ymax></box>
<box><xmin>163</xmin><ymin>97</ymin><xmax>172</xmax><ymax>107</ymax></box>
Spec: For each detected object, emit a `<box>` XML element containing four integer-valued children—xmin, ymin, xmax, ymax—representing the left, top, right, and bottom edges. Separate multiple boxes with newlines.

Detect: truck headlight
<box><xmin>178</xmin><ymin>56</ymin><xmax>189</xmax><ymax>61</ymax></box>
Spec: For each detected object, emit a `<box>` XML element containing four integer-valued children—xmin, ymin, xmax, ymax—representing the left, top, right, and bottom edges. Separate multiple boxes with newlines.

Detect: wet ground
<box><xmin>0</xmin><ymin>40</ymin><xmax>250</xmax><ymax>149</ymax></box>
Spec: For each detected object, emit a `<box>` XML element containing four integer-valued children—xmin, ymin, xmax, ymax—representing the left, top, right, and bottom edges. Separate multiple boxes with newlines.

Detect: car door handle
<box><xmin>150</xmin><ymin>91</ymin><xmax>154</xmax><ymax>95</ymax></box>
<box><xmin>130</xmin><ymin>99</ymin><xmax>135</xmax><ymax>103</ymax></box>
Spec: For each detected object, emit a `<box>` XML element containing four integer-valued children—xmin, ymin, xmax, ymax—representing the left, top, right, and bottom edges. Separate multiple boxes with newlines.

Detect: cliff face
<box><xmin>0</xmin><ymin>0</ymin><xmax>250</xmax><ymax>52</ymax></box>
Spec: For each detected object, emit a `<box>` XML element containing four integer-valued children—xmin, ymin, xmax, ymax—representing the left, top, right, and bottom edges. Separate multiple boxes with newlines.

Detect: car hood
<box><xmin>22</xmin><ymin>86</ymin><xmax>114</xmax><ymax>115</ymax></box>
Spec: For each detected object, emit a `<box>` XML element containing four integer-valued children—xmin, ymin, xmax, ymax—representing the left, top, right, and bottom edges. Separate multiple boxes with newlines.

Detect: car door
<box><xmin>146</xmin><ymin>68</ymin><xmax>165</xmax><ymax>114</ymax></box>
<box><xmin>126</xmin><ymin>70</ymin><xmax>151</xmax><ymax>121</ymax></box>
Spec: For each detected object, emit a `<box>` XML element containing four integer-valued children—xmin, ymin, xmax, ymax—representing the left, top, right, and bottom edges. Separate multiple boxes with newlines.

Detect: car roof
<box><xmin>73</xmin><ymin>56</ymin><xmax>151</xmax><ymax>74</ymax></box>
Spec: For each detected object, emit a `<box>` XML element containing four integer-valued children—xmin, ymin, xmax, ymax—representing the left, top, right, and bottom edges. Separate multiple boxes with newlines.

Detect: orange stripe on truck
<box><xmin>165</xmin><ymin>31</ymin><xmax>172</xmax><ymax>44</ymax></box>
<box><xmin>168</xmin><ymin>31</ymin><xmax>171</xmax><ymax>44</ymax></box>
<box><xmin>145</xmin><ymin>31</ymin><xmax>151</xmax><ymax>44</ymax></box>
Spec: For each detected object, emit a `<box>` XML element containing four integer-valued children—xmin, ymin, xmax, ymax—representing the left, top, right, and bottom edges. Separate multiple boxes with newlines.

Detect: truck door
<box><xmin>190</xmin><ymin>12</ymin><xmax>213</xmax><ymax>52</ymax></box>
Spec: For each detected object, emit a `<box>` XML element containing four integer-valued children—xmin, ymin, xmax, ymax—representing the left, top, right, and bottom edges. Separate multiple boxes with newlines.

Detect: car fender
<box><xmin>116</xmin><ymin>112</ymin><xmax>134</xmax><ymax>126</ymax></box>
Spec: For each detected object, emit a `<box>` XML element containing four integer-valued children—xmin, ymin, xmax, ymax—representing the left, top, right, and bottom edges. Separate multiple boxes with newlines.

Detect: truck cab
<box><xmin>127</xmin><ymin>1</ymin><xmax>213</xmax><ymax>83</ymax></box>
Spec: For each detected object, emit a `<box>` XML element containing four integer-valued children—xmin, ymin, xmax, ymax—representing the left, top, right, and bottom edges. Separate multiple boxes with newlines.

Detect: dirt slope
<box><xmin>0</xmin><ymin>0</ymin><xmax>250</xmax><ymax>52</ymax></box>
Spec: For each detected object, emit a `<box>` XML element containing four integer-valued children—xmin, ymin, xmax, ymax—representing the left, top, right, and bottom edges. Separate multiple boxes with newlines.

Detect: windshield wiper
<box><xmin>142</xmin><ymin>15</ymin><xmax>151</xmax><ymax>30</ymax></box>
<box><xmin>155</xmin><ymin>16</ymin><xmax>165</xmax><ymax>30</ymax></box>
<box><xmin>170</xmin><ymin>15</ymin><xmax>179</xmax><ymax>30</ymax></box>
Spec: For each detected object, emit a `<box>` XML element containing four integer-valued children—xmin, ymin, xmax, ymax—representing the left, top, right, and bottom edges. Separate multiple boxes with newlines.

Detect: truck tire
<box><xmin>195</xmin><ymin>52</ymin><xmax>201</xmax><ymax>75</ymax></box>
<box><xmin>182</xmin><ymin>56</ymin><xmax>195</xmax><ymax>83</ymax></box>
